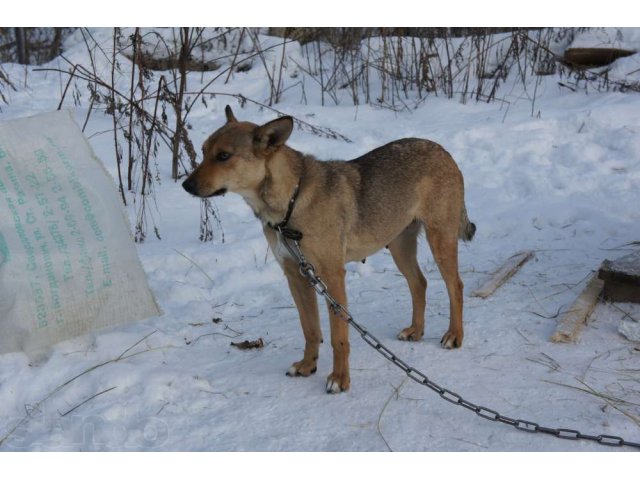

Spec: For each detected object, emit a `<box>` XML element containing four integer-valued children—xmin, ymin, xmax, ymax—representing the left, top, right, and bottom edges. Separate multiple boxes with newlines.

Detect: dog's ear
<box><xmin>254</xmin><ymin>116</ymin><xmax>293</xmax><ymax>154</ymax></box>
<box><xmin>225</xmin><ymin>105</ymin><xmax>238</xmax><ymax>124</ymax></box>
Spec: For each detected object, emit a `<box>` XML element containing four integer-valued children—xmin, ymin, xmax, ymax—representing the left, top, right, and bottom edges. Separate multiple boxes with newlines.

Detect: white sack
<box><xmin>0</xmin><ymin>111</ymin><xmax>161</xmax><ymax>354</ymax></box>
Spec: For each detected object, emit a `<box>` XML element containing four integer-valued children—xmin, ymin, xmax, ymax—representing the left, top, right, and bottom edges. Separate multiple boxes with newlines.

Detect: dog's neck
<box><xmin>244</xmin><ymin>147</ymin><xmax>305</xmax><ymax>226</ymax></box>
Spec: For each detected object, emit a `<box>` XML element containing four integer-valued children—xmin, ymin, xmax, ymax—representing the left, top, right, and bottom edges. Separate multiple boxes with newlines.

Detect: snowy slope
<box><xmin>0</xmin><ymin>28</ymin><xmax>639</xmax><ymax>452</ymax></box>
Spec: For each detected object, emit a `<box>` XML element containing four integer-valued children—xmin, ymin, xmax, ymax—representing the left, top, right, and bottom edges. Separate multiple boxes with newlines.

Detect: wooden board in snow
<box><xmin>471</xmin><ymin>250</ymin><xmax>535</xmax><ymax>299</ymax></box>
<box><xmin>550</xmin><ymin>270</ymin><xmax>604</xmax><ymax>344</ymax></box>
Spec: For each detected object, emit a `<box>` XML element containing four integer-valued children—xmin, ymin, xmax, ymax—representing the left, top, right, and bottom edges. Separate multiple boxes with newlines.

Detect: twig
<box><xmin>224</xmin><ymin>325</ymin><xmax>243</xmax><ymax>336</ymax></box>
<box><xmin>199</xmin><ymin>390</ymin><xmax>228</xmax><ymax>398</ymax></box>
<box><xmin>549</xmin><ymin>378</ymin><xmax>640</xmax><ymax>429</ymax></box>
<box><xmin>186</xmin><ymin>330</ymin><xmax>242</xmax><ymax>346</ymax></box>
<box><xmin>156</xmin><ymin>400</ymin><xmax>170</xmax><ymax>415</ymax></box>
<box><xmin>525</xmin><ymin>305</ymin><xmax>564</xmax><ymax>320</ymax></box>
<box><xmin>110</xmin><ymin>29</ymin><xmax>127</xmax><ymax>206</ymax></box>
<box><xmin>580</xmin><ymin>351</ymin><xmax>607</xmax><ymax>382</ymax></box>
<box><xmin>377</xmin><ymin>379</ymin><xmax>406</xmax><ymax>452</ymax></box>
<box><xmin>182</xmin><ymin>36</ymin><xmax>296</xmax><ymax>115</ymax></box>
<box><xmin>116</xmin><ymin>330</ymin><xmax>157</xmax><ymax>361</ymax></box>
<box><xmin>526</xmin><ymin>353</ymin><xmax>561</xmax><ymax>372</ymax></box>
<box><xmin>0</xmin><ymin>331</ymin><xmax>158</xmax><ymax>447</ymax></box>
<box><xmin>58</xmin><ymin>386</ymin><xmax>117</xmax><ymax>417</ymax></box>
<box><xmin>185</xmin><ymin>91</ymin><xmax>351</xmax><ymax>143</ymax></box>
<box><xmin>224</xmin><ymin>28</ymin><xmax>247</xmax><ymax>85</ymax></box>
<box><xmin>541</xmin><ymin>270</ymin><xmax>594</xmax><ymax>301</ymax></box>
<box><xmin>609</xmin><ymin>303</ymin><xmax>640</xmax><ymax>324</ymax></box>
<box><xmin>515</xmin><ymin>327</ymin><xmax>534</xmax><ymax>345</ymax></box>
<box><xmin>544</xmin><ymin>378</ymin><xmax>640</xmax><ymax>409</ymax></box>
<box><xmin>236</xmin><ymin>93</ymin><xmax>352</xmax><ymax>142</ymax></box>
<box><xmin>56</xmin><ymin>64</ymin><xmax>79</xmax><ymax>110</ymax></box>
<box><xmin>173</xmin><ymin>248</ymin><xmax>215</xmax><ymax>286</ymax></box>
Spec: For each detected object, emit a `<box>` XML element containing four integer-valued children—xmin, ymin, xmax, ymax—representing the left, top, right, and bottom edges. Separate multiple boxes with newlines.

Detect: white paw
<box><xmin>286</xmin><ymin>365</ymin><xmax>298</xmax><ymax>376</ymax></box>
<box><xmin>326</xmin><ymin>378</ymin><xmax>342</xmax><ymax>394</ymax></box>
<box><xmin>441</xmin><ymin>336</ymin><xmax>456</xmax><ymax>349</ymax></box>
<box><xmin>440</xmin><ymin>330</ymin><xmax>463</xmax><ymax>349</ymax></box>
<box><xmin>397</xmin><ymin>327</ymin><xmax>423</xmax><ymax>342</ymax></box>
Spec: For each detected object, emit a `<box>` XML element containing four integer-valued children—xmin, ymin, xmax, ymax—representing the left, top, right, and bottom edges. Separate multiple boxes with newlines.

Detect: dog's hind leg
<box><xmin>388</xmin><ymin>222</ymin><xmax>427</xmax><ymax>342</ymax></box>
<box><xmin>424</xmin><ymin>224</ymin><xmax>464</xmax><ymax>349</ymax></box>
<box><xmin>283</xmin><ymin>260</ymin><xmax>323</xmax><ymax>377</ymax></box>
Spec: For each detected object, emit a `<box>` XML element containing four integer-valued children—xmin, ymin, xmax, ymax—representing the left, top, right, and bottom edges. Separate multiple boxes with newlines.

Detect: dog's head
<box><xmin>182</xmin><ymin>105</ymin><xmax>293</xmax><ymax>198</ymax></box>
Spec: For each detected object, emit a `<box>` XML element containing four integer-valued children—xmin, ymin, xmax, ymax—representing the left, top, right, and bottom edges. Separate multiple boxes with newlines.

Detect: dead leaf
<box><xmin>230</xmin><ymin>338</ymin><xmax>264</xmax><ymax>350</ymax></box>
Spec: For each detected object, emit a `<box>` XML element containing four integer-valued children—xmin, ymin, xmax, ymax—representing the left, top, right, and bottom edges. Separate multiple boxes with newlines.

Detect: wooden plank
<box><xmin>550</xmin><ymin>271</ymin><xmax>604</xmax><ymax>344</ymax></box>
<box><xmin>598</xmin><ymin>250</ymin><xmax>640</xmax><ymax>303</ymax></box>
<box><xmin>471</xmin><ymin>250</ymin><xmax>535</xmax><ymax>299</ymax></box>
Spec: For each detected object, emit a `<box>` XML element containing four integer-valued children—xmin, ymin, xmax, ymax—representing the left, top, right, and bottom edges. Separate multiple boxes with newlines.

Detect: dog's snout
<box><xmin>182</xmin><ymin>177</ymin><xmax>197</xmax><ymax>196</ymax></box>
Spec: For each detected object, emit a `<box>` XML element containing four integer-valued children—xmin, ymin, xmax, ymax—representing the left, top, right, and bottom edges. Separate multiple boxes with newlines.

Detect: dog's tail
<box><xmin>459</xmin><ymin>203</ymin><xmax>476</xmax><ymax>242</ymax></box>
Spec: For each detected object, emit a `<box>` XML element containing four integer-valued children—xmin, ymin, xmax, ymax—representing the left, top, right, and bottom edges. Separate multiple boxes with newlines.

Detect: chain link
<box><xmin>278</xmin><ymin>233</ymin><xmax>640</xmax><ymax>450</ymax></box>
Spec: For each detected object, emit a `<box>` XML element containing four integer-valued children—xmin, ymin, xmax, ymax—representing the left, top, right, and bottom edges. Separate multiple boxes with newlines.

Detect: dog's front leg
<box><xmin>320</xmin><ymin>266</ymin><xmax>350</xmax><ymax>393</ymax></box>
<box><xmin>282</xmin><ymin>260</ymin><xmax>322</xmax><ymax>377</ymax></box>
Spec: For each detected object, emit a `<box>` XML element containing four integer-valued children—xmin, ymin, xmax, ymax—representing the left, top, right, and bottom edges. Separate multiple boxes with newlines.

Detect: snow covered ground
<box><xmin>1</xmin><ymin>28</ymin><xmax>639</xmax><ymax>452</ymax></box>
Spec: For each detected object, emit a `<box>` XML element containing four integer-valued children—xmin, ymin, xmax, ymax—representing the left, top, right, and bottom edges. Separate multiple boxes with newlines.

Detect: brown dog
<box><xmin>183</xmin><ymin>106</ymin><xmax>475</xmax><ymax>393</ymax></box>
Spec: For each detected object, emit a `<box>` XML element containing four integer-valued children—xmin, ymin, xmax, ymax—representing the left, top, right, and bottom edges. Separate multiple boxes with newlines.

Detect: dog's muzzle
<box><xmin>182</xmin><ymin>178</ymin><xmax>227</xmax><ymax>198</ymax></box>
<box><xmin>209</xmin><ymin>188</ymin><xmax>227</xmax><ymax>197</ymax></box>
<box><xmin>182</xmin><ymin>177</ymin><xmax>198</xmax><ymax>196</ymax></box>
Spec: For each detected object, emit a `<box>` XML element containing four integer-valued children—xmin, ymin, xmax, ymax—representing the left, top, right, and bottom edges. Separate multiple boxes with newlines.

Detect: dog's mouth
<box><xmin>207</xmin><ymin>188</ymin><xmax>227</xmax><ymax>197</ymax></box>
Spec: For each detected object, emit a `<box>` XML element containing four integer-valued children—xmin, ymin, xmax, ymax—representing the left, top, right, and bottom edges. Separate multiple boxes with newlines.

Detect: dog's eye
<box><xmin>217</xmin><ymin>151</ymin><xmax>232</xmax><ymax>162</ymax></box>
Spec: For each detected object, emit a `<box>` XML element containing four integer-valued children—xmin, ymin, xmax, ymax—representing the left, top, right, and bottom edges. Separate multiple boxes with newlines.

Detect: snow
<box><xmin>569</xmin><ymin>27</ymin><xmax>640</xmax><ymax>51</ymax></box>
<box><xmin>1</xmin><ymin>28</ymin><xmax>639</xmax><ymax>453</ymax></box>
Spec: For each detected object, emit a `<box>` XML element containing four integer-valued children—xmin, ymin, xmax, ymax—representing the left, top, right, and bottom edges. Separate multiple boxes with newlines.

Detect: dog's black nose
<box><xmin>182</xmin><ymin>177</ymin><xmax>197</xmax><ymax>195</ymax></box>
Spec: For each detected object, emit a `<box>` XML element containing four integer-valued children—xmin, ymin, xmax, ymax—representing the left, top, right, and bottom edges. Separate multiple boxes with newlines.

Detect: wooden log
<box><xmin>564</xmin><ymin>48</ymin><xmax>635</xmax><ymax>68</ymax></box>
<box><xmin>121</xmin><ymin>52</ymin><xmax>221</xmax><ymax>72</ymax></box>
<box><xmin>471</xmin><ymin>250</ymin><xmax>535</xmax><ymax>299</ymax></box>
<box><xmin>550</xmin><ymin>271</ymin><xmax>604</xmax><ymax>344</ymax></box>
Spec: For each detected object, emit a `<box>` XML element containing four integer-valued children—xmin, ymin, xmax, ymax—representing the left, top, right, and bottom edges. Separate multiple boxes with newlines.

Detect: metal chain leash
<box><xmin>278</xmin><ymin>233</ymin><xmax>640</xmax><ymax>450</ymax></box>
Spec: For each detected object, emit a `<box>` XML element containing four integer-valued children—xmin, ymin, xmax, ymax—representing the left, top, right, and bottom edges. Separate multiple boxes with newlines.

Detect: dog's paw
<box><xmin>325</xmin><ymin>372</ymin><xmax>350</xmax><ymax>394</ymax></box>
<box><xmin>286</xmin><ymin>359</ymin><xmax>317</xmax><ymax>377</ymax></box>
<box><xmin>397</xmin><ymin>326</ymin><xmax>424</xmax><ymax>342</ymax></box>
<box><xmin>440</xmin><ymin>329</ymin><xmax>463</xmax><ymax>349</ymax></box>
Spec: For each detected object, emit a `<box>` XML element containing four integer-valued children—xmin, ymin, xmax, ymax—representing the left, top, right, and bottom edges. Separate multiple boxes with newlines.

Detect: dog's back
<box><xmin>303</xmin><ymin>138</ymin><xmax>473</xmax><ymax>259</ymax></box>
<box><xmin>350</xmin><ymin>138</ymin><xmax>463</xmax><ymax>215</ymax></box>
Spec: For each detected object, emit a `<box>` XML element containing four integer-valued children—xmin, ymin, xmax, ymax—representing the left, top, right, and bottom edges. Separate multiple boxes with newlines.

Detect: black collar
<box><xmin>268</xmin><ymin>180</ymin><xmax>303</xmax><ymax>241</ymax></box>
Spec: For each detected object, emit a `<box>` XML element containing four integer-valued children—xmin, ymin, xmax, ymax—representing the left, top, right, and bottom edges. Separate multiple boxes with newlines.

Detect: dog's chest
<box><xmin>271</xmin><ymin>231</ymin><xmax>297</xmax><ymax>264</ymax></box>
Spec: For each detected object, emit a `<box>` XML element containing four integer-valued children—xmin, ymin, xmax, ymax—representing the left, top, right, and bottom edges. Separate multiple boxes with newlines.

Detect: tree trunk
<box><xmin>14</xmin><ymin>28</ymin><xmax>27</xmax><ymax>64</ymax></box>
